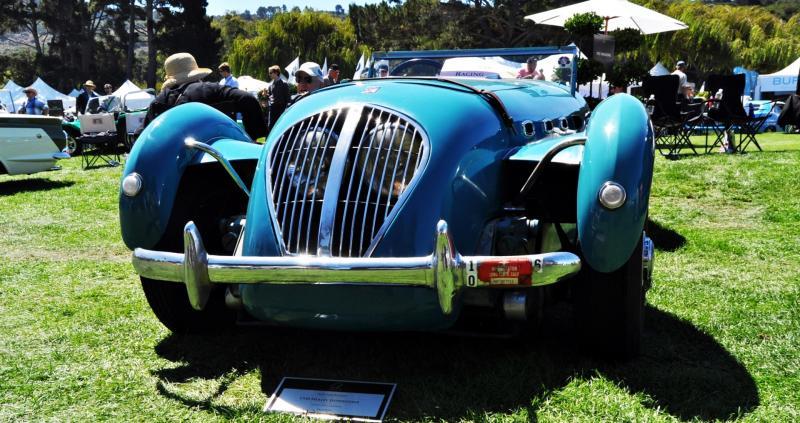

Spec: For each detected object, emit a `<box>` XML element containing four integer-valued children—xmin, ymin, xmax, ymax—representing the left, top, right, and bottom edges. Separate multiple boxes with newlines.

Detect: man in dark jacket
<box><xmin>76</xmin><ymin>80</ymin><xmax>99</xmax><ymax>114</ymax></box>
<box><xmin>140</xmin><ymin>53</ymin><xmax>267</xmax><ymax>140</ymax></box>
<box><xmin>266</xmin><ymin>65</ymin><xmax>290</xmax><ymax>132</ymax></box>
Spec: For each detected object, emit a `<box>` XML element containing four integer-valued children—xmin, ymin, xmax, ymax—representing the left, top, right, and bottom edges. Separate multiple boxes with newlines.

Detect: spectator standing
<box><xmin>517</xmin><ymin>57</ymin><xmax>544</xmax><ymax>80</ymax></box>
<box><xmin>218</xmin><ymin>62</ymin><xmax>239</xmax><ymax>88</ymax></box>
<box><xmin>76</xmin><ymin>80</ymin><xmax>99</xmax><ymax>114</ymax></box>
<box><xmin>267</xmin><ymin>65</ymin><xmax>290</xmax><ymax>131</ymax></box>
<box><xmin>672</xmin><ymin>60</ymin><xmax>688</xmax><ymax>96</ymax></box>
<box><xmin>18</xmin><ymin>87</ymin><xmax>49</xmax><ymax>115</ymax></box>
<box><xmin>323</xmin><ymin>64</ymin><xmax>340</xmax><ymax>87</ymax></box>
<box><xmin>140</xmin><ymin>53</ymin><xmax>265</xmax><ymax>140</ymax></box>
<box><xmin>104</xmin><ymin>83</ymin><xmax>114</xmax><ymax>95</ymax></box>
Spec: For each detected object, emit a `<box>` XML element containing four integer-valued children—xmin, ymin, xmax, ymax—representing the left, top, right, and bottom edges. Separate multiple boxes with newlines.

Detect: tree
<box><xmin>156</xmin><ymin>0</ymin><xmax>222</xmax><ymax>75</ymax></box>
<box><xmin>0</xmin><ymin>0</ymin><xmax>48</xmax><ymax>60</ymax></box>
<box><xmin>335</xmin><ymin>4</ymin><xmax>345</xmax><ymax>15</ymax></box>
<box><xmin>256</xmin><ymin>6</ymin><xmax>268</xmax><ymax>19</ymax></box>
<box><xmin>227</xmin><ymin>11</ymin><xmax>360</xmax><ymax>80</ymax></box>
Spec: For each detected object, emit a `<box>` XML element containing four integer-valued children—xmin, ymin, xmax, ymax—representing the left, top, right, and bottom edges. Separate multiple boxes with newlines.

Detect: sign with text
<box><xmin>265</xmin><ymin>377</ymin><xmax>396</xmax><ymax>422</ymax></box>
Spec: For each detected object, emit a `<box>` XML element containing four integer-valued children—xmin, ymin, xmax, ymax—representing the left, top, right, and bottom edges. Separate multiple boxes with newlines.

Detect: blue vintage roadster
<box><xmin>120</xmin><ymin>47</ymin><xmax>655</xmax><ymax>358</ymax></box>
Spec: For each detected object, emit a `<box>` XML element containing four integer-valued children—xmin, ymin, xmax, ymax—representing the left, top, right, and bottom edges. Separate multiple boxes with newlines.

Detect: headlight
<box><xmin>598</xmin><ymin>181</ymin><xmax>626</xmax><ymax>210</ymax></box>
<box><xmin>122</xmin><ymin>173</ymin><xmax>143</xmax><ymax>197</ymax></box>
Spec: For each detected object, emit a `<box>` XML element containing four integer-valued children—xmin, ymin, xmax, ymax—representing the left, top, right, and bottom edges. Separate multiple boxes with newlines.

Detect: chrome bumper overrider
<box><xmin>132</xmin><ymin>220</ymin><xmax>582</xmax><ymax>314</ymax></box>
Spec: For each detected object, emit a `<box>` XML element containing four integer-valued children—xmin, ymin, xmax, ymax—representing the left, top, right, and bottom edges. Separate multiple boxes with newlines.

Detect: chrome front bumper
<box><xmin>132</xmin><ymin>220</ymin><xmax>582</xmax><ymax>314</ymax></box>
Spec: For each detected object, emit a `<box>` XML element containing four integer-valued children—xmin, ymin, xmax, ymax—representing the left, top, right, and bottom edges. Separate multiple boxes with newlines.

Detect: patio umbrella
<box><xmin>525</xmin><ymin>0</ymin><xmax>687</xmax><ymax>35</ymax></box>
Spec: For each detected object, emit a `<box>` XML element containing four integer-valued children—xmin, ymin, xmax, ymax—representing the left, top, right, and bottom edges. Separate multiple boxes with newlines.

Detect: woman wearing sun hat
<box><xmin>139</xmin><ymin>52</ymin><xmax>266</xmax><ymax>140</ymax></box>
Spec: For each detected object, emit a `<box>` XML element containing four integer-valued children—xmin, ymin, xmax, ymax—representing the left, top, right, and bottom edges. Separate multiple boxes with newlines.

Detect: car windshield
<box><xmin>86</xmin><ymin>95</ymin><xmax>122</xmax><ymax>114</ymax></box>
<box><xmin>366</xmin><ymin>47</ymin><xmax>579</xmax><ymax>93</ymax></box>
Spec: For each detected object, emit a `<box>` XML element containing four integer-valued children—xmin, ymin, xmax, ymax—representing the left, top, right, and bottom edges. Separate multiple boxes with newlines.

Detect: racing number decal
<box><xmin>466</xmin><ymin>260</ymin><xmax>477</xmax><ymax>287</ymax></box>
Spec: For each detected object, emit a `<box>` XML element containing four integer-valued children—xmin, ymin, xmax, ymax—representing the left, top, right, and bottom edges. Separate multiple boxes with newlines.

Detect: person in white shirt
<box><xmin>672</xmin><ymin>60</ymin><xmax>688</xmax><ymax>96</ymax></box>
<box><xmin>218</xmin><ymin>62</ymin><xmax>239</xmax><ymax>88</ymax></box>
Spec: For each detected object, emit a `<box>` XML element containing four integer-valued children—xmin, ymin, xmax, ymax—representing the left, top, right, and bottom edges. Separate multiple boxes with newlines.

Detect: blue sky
<box><xmin>205</xmin><ymin>1</ymin><xmax>382</xmax><ymax>15</ymax></box>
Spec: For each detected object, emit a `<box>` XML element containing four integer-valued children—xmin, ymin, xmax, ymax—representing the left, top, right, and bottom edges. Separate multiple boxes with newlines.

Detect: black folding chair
<box><xmin>77</xmin><ymin>113</ymin><xmax>121</xmax><ymax>169</ymax></box>
<box><xmin>705</xmin><ymin>74</ymin><xmax>754</xmax><ymax>153</ymax></box>
<box><xmin>642</xmin><ymin>75</ymin><xmax>700</xmax><ymax>156</ymax></box>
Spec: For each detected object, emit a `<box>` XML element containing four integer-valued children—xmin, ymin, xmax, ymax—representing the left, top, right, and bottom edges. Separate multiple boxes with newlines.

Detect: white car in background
<box><xmin>0</xmin><ymin>112</ymin><xmax>70</xmax><ymax>176</ymax></box>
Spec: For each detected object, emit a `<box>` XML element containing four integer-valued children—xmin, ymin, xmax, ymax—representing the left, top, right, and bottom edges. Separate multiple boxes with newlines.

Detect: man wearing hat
<box><xmin>76</xmin><ymin>80</ymin><xmax>99</xmax><ymax>114</ymax></box>
<box><xmin>18</xmin><ymin>87</ymin><xmax>49</xmax><ymax>115</ymax></box>
<box><xmin>290</xmin><ymin>62</ymin><xmax>324</xmax><ymax>105</ymax></box>
<box><xmin>140</xmin><ymin>52</ymin><xmax>266</xmax><ymax>140</ymax></box>
<box><xmin>672</xmin><ymin>60</ymin><xmax>688</xmax><ymax>96</ymax></box>
<box><xmin>322</xmin><ymin>64</ymin><xmax>340</xmax><ymax>87</ymax></box>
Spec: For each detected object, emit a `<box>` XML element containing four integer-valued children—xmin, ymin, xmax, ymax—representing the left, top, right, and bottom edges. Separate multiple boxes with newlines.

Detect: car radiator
<box><xmin>268</xmin><ymin>105</ymin><xmax>428</xmax><ymax>257</ymax></box>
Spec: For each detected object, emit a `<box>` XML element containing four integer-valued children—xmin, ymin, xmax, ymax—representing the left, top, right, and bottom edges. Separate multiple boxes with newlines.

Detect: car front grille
<box><xmin>268</xmin><ymin>105</ymin><xmax>428</xmax><ymax>257</ymax></box>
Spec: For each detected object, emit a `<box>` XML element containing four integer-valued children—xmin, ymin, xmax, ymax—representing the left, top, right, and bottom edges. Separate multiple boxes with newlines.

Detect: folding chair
<box><xmin>705</xmin><ymin>74</ymin><xmax>750</xmax><ymax>153</ymax></box>
<box><xmin>77</xmin><ymin>113</ymin><xmax>121</xmax><ymax>169</ymax></box>
<box><xmin>642</xmin><ymin>75</ymin><xmax>700</xmax><ymax>156</ymax></box>
<box><xmin>739</xmin><ymin>100</ymin><xmax>778</xmax><ymax>152</ymax></box>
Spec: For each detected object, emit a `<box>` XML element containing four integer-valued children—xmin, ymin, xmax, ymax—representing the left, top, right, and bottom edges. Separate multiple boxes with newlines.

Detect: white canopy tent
<box><xmin>3</xmin><ymin>80</ymin><xmax>24</xmax><ymax>98</ymax></box>
<box><xmin>110</xmin><ymin>80</ymin><xmax>154</xmax><ymax>110</ymax></box>
<box><xmin>756</xmin><ymin>57</ymin><xmax>799</xmax><ymax>96</ymax></box>
<box><xmin>649</xmin><ymin>62</ymin><xmax>670</xmax><ymax>76</ymax></box>
<box><xmin>12</xmin><ymin>77</ymin><xmax>77</xmax><ymax>111</ymax></box>
<box><xmin>68</xmin><ymin>88</ymin><xmax>81</xmax><ymax>97</ymax></box>
<box><xmin>525</xmin><ymin>0</ymin><xmax>688</xmax><ymax>35</ymax></box>
<box><xmin>237</xmin><ymin>76</ymin><xmax>270</xmax><ymax>95</ymax></box>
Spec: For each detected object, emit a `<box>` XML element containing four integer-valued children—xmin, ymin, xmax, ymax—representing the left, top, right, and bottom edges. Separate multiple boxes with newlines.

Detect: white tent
<box><xmin>3</xmin><ymin>80</ymin><xmax>24</xmax><ymax>98</ymax></box>
<box><xmin>112</xmin><ymin>80</ymin><xmax>142</xmax><ymax>97</ymax></box>
<box><xmin>649</xmin><ymin>62</ymin><xmax>670</xmax><ymax>76</ymax></box>
<box><xmin>68</xmin><ymin>88</ymin><xmax>81</xmax><ymax>97</ymax></box>
<box><xmin>13</xmin><ymin>77</ymin><xmax>77</xmax><ymax>111</ymax></box>
<box><xmin>237</xmin><ymin>76</ymin><xmax>270</xmax><ymax>95</ymax></box>
<box><xmin>108</xmin><ymin>79</ymin><xmax>154</xmax><ymax>110</ymax></box>
<box><xmin>756</xmin><ymin>57</ymin><xmax>799</xmax><ymax>95</ymax></box>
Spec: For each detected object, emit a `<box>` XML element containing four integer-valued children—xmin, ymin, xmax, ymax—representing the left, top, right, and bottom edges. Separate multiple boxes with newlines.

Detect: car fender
<box><xmin>119</xmin><ymin>102</ymin><xmax>261</xmax><ymax>250</ymax></box>
<box><xmin>577</xmin><ymin>94</ymin><xmax>654</xmax><ymax>273</ymax></box>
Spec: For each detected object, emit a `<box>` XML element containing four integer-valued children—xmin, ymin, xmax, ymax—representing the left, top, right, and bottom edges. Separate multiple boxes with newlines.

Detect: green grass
<box><xmin>1</xmin><ymin>132</ymin><xmax>799</xmax><ymax>422</ymax></box>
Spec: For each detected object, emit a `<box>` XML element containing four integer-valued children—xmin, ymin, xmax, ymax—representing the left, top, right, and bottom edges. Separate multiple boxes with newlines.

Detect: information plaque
<box><xmin>265</xmin><ymin>377</ymin><xmax>396</xmax><ymax>422</ymax></box>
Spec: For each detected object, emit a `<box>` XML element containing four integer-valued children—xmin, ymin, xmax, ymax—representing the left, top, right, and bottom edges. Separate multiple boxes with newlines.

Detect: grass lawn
<box><xmin>1</xmin><ymin>132</ymin><xmax>799</xmax><ymax>422</ymax></box>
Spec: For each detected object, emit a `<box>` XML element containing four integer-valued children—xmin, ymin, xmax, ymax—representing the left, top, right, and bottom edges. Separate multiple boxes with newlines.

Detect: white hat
<box><xmin>162</xmin><ymin>52</ymin><xmax>212</xmax><ymax>89</ymax></box>
<box><xmin>295</xmin><ymin>62</ymin><xmax>324</xmax><ymax>82</ymax></box>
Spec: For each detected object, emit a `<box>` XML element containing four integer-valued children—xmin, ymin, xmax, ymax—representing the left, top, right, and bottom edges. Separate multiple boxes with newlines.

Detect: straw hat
<box><xmin>162</xmin><ymin>52</ymin><xmax>212</xmax><ymax>89</ymax></box>
<box><xmin>84</xmin><ymin>80</ymin><xmax>96</xmax><ymax>88</ymax></box>
<box><xmin>22</xmin><ymin>87</ymin><xmax>37</xmax><ymax>95</ymax></box>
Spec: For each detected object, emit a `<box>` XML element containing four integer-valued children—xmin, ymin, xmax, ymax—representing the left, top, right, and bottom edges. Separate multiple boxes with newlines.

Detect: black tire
<box><xmin>574</xmin><ymin>237</ymin><xmax>644</xmax><ymax>359</ymax></box>
<box><xmin>66</xmin><ymin>133</ymin><xmax>82</xmax><ymax>156</ymax></box>
<box><xmin>141</xmin><ymin>277</ymin><xmax>237</xmax><ymax>333</ymax></box>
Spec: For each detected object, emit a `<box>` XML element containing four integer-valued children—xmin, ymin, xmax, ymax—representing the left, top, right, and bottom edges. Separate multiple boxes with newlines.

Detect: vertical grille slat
<box><xmin>267</xmin><ymin>105</ymin><xmax>427</xmax><ymax>257</ymax></box>
<box><xmin>304</xmin><ymin>108</ymin><xmax>344</xmax><ymax>254</ymax></box>
<box><xmin>286</xmin><ymin>113</ymin><xmax>324</xmax><ymax>251</ymax></box>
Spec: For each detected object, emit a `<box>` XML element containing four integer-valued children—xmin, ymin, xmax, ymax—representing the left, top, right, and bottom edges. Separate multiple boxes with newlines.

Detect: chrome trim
<box><xmin>266</xmin><ymin>104</ymin><xmax>430</xmax><ymax>258</ymax></box>
<box><xmin>597</xmin><ymin>181</ymin><xmax>626</xmax><ymax>210</ymax></box>
<box><xmin>132</xmin><ymin>220</ymin><xmax>582</xmax><ymax>313</ymax></box>
<box><xmin>184</xmin><ymin>138</ymin><xmax>250</xmax><ymax>197</ymax></box>
<box><xmin>52</xmin><ymin>152</ymin><xmax>71</xmax><ymax>160</ymax></box>
<box><xmin>559</xmin><ymin>118</ymin><xmax>569</xmax><ymax>130</ymax></box>
<box><xmin>642</xmin><ymin>233</ymin><xmax>654</xmax><ymax>292</ymax></box>
<box><xmin>318</xmin><ymin>105</ymin><xmax>363</xmax><ymax>256</ymax></box>
<box><xmin>515</xmin><ymin>136</ymin><xmax>587</xmax><ymax>203</ymax></box>
<box><xmin>121</xmin><ymin>172</ymin><xmax>143</xmax><ymax>197</ymax></box>
<box><xmin>521</xmin><ymin>120</ymin><xmax>535</xmax><ymax>137</ymax></box>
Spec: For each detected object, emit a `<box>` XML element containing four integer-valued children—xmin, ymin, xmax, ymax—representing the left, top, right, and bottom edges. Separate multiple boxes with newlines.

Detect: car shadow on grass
<box><xmin>647</xmin><ymin>217</ymin><xmax>687</xmax><ymax>252</ymax></box>
<box><xmin>153</xmin><ymin>305</ymin><xmax>758</xmax><ymax>421</ymax></box>
<box><xmin>0</xmin><ymin>178</ymin><xmax>74</xmax><ymax>196</ymax></box>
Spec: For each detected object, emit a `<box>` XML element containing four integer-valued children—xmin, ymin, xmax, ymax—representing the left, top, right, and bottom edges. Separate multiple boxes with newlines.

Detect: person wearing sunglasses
<box><xmin>290</xmin><ymin>62</ymin><xmax>324</xmax><ymax>105</ymax></box>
